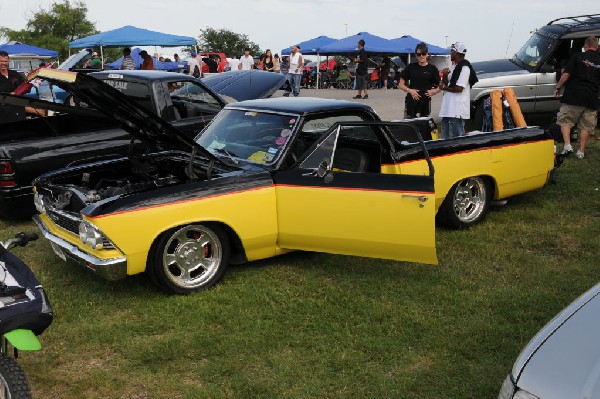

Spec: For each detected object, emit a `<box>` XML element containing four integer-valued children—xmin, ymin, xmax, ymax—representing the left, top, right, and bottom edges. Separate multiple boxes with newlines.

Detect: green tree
<box><xmin>195</xmin><ymin>27</ymin><xmax>262</xmax><ymax>57</ymax></box>
<box><xmin>0</xmin><ymin>0</ymin><xmax>97</xmax><ymax>60</ymax></box>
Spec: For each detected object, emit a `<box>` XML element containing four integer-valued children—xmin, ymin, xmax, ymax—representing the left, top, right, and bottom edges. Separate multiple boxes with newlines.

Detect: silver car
<box><xmin>471</xmin><ymin>14</ymin><xmax>600</xmax><ymax>125</ymax></box>
<box><xmin>498</xmin><ymin>281</ymin><xmax>600</xmax><ymax>399</ymax></box>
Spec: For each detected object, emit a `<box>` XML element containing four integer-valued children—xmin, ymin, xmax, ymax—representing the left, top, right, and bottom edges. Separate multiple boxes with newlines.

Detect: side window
<box><xmin>102</xmin><ymin>79</ymin><xmax>154</xmax><ymax>112</ymax></box>
<box><xmin>168</xmin><ymin>81</ymin><xmax>221</xmax><ymax>120</ymax></box>
<box><xmin>300</xmin><ymin>122</ymin><xmax>381</xmax><ymax>173</ymax></box>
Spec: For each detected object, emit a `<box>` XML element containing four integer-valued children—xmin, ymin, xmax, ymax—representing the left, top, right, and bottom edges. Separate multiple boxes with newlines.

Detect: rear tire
<box><xmin>0</xmin><ymin>355</ymin><xmax>32</xmax><ymax>399</ymax></box>
<box><xmin>149</xmin><ymin>224</ymin><xmax>230</xmax><ymax>294</ymax></box>
<box><xmin>437</xmin><ymin>177</ymin><xmax>491</xmax><ymax>229</ymax></box>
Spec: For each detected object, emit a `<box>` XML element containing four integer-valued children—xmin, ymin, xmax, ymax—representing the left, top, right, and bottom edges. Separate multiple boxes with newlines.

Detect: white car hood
<box><xmin>513</xmin><ymin>283</ymin><xmax>600</xmax><ymax>399</ymax></box>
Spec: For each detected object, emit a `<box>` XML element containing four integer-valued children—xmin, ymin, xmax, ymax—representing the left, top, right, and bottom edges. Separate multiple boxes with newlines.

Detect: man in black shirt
<box><xmin>399</xmin><ymin>43</ymin><xmax>441</xmax><ymax>118</ymax></box>
<box><xmin>0</xmin><ymin>51</ymin><xmax>26</xmax><ymax>122</ymax></box>
<box><xmin>353</xmin><ymin>39</ymin><xmax>369</xmax><ymax>99</ymax></box>
<box><xmin>554</xmin><ymin>36</ymin><xmax>600</xmax><ymax>159</ymax></box>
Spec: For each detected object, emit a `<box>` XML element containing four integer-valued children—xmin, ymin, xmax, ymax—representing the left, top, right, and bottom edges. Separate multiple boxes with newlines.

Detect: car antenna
<box><xmin>505</xmin><ymin>21</ymin><xmax>515</xmax><ymax>58</ymax></box>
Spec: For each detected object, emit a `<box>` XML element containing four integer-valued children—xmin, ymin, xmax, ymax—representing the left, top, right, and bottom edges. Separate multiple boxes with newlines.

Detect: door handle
<box><xmin>402</xmin><ymin>194</ymin><xmax>428</xmax><ymax>202</ymax></box>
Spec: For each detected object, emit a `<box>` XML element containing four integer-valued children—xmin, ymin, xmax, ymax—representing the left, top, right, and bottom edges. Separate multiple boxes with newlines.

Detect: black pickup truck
<box><xmin>0</xmin><ymin>70</ymin><xmax>285</xmax><ymax>218</ymax></box>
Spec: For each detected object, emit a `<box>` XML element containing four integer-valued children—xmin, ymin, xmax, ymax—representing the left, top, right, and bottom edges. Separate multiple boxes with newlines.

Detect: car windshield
<box><xmin>196</xmin><ymin>108</ymin><xmax>300</xmax><ymax>166</ymax></box>
<box><xmin>513</xmin><ymin>32</ymin><xmax>555</xmax><ymax>70</ymax></box>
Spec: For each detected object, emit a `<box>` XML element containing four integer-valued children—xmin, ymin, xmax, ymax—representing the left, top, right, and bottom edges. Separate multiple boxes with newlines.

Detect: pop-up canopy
<box><xmin>0</xmin><ymin>41</ymin><xmax>58</xmax><ymax>58</ymax></box>
<box><xmin>68</xmin><ymin>25</ymin><xmax>196</xmax><ymax>48</ymax></box>
<box><xmin>280</xmin><ymin>36</ymin><xmax>338</xmax><ymax>56</ymax></box>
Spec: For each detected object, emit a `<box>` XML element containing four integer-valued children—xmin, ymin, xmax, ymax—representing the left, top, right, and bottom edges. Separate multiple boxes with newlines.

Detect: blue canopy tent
<box><xmin>280</xmin><ymin>36</ymin><xmax>338</xmax><ymax>56</ymax></box>
<box><xmin>391</xmin><ymin>35</ymin><xmax>450</xmax><ymax>63</ymax></box>
<box><xmin>106</xmin><ymin>47</ymin><xmax>187</xmax><ymax>71</ymax></box>
<box><xmin>68</xmin><ymin>25</ymin><xmax>196</xmax><ymax>68</ymax></box>
<box><xmin>318</xmin><ymin>32</ymin><xmax>398</xmax><ymax>55</ymax></box>
<box><xmin>0</xmin><ymin>41</ymin><xmax>58</xmax><ymax>58</ymax></box>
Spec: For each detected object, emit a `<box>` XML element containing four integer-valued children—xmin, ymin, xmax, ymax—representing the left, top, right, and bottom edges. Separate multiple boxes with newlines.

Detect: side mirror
<box><xmin>316</xmin><ymin>161</ymin><xmax>329</xmax><ymax>178</ymax></box>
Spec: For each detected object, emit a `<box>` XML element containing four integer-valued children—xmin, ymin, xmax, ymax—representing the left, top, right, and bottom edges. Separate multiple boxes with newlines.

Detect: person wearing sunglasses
<box><xmin>399</xmin><ymin>43</ymin><xmax>441</xmax><ymax>119</ymax></box>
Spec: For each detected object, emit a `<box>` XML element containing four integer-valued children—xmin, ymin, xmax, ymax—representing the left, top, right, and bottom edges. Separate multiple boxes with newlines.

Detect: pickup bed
<box><xmin>0</xmin><ymin>70</ymin><xmax>285</xmax><ymax>218</ymax></box>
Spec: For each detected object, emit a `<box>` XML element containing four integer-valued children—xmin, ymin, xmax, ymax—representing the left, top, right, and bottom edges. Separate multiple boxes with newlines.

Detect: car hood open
<box><xmin>201</xmin><ymin>70</ymin><xmax>286</xmax><ymax>102</ymax></box>
<box><xmin>513</xmin><ymin>282</ymin><xmax>600</xmax><ymax>399</ymax></box>
<box><xmin>32</xmin><ymin>69</ymin><xmax>219</xmax><ymax>161</ymax></box>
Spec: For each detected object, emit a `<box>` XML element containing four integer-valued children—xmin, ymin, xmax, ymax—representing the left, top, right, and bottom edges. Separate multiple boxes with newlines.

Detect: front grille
<box><xmin>47</xmin><ymin>208</ymin><xmax>79</xmax><ymax>235</ymax></box>
<box><xmin>46</xmin><ymin>208</ymin><xmax>114</xmax><ymax>250</ymax></box>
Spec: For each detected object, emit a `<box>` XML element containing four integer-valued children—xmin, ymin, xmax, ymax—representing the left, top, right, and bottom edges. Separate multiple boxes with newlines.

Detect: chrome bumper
<box><xmin>33</xmin><ymin>214</ymin><xmax>127</xmax><ymax>281</ymax></box>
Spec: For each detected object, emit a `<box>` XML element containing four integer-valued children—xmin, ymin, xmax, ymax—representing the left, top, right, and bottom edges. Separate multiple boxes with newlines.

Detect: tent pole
<box><xmin>101</xmin><ymin>46</ymin><xmax>104</xmax><ymax>69</ymax></box>
<box><xmin>316</xmin><ymin>53</ymin><xmax>320</xmax><ymax>90</ymax></box>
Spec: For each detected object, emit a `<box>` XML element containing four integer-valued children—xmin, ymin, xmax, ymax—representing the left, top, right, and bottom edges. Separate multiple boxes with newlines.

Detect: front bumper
<box><xmin>33</xmin><ymin>214</ymin><xmax>127</xmax><ymax>280</ymax></box>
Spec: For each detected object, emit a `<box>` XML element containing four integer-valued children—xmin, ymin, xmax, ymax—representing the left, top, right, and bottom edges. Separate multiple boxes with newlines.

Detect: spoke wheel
<box><xmin>438</xmin><ymin>177</ymin><xmax>491</xmax><ymax>229</ymax></box>
<box><xmin>150</xmin><ymin>224</ymin><xmax>230</xmax><ymax>294</ymax></box>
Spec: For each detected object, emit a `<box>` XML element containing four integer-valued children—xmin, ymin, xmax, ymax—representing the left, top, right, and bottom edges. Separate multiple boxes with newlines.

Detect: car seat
<box><xmin>332</xmin><ymin>148</ymin><xmax>370</xmax><ymax>172</ymax></box>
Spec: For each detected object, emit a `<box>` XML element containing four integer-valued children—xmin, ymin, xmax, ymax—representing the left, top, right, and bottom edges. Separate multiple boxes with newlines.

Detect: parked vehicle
<box><xmin>498</xmin><ymin>281</ymin><xmax>600</xmax><ymax>399</ymax></box>
<box><xmin>470</xmin><ymin>14</ymin><xmax>600</xmax><ymax>126</ymax></box>
<box><xmin>0</xmin><ymin>232</ymin><xmax>53</xmax><ymax>399</ymax></box>
<box><xmin>0</xmin><ymin>69</ymin><xmax>285</xmax><ymax>218</ymax></box>
<box><xmin>199</xmin><ymin>52</ymin><xmax>228</xmax><ymax>73</ymax></box>
<box><xmin>31</xmin><ymin>69</ymin><xmax>554</xmax><ymax>294</ymax></box>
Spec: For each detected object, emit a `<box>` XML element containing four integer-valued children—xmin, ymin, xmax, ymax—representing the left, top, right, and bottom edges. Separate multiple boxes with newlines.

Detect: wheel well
<box><xmin>202</xmin><ymin>222</ymin><xmax>247</xmax><ymax>265</ymax></box>
<box><xmin>147</xmin><ymin>221</ymin><xmax>248</xmax><ymax>270</ymax></box>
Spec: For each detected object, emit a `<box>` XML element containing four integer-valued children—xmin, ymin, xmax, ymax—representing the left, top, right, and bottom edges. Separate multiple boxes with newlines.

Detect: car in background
<box><xmin>470</xmin><ymin>14</ymin><xmax>600</xmax><ymax>126</ymax></box>
<box><xmin>25</xmin><ymin>49</ymin><xmax>92</xmax><ymax>103</ymax></box>
<box><xmin>498</xmin><ymin>281</ymin><xmax>600</xmax><ymax>399</ymax></box>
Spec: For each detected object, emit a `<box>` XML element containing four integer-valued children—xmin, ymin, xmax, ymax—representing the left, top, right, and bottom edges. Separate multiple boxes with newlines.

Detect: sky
<box><xmin>0</xmin><ymin>0</ymin><xmax>598</xmax><ymax>62</ymax></box>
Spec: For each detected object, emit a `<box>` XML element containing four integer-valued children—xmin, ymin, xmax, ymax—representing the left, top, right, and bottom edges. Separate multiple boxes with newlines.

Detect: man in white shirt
<box><xmin>439</xmin><ymin>42</ymin><xmax>476</xmax><ymax>138</ymax></box>
<box><xmin>239</xmin><ymin>48</ymin><xmax>254</xmax><ymax>71</ymax></box>
<box><xmin>228</xmin><ymin>55</ymin><xmax>240</xmax><ymax>72</ymax></box>
<box><xmin>283</xmin><ymin>45</ymin><xmax>303</xmax><ymax>97</ymax></box>
<box><xmin>187</xmin><ymin>51</ymin><xmax>201</xmax><ymax>77</ymax></box>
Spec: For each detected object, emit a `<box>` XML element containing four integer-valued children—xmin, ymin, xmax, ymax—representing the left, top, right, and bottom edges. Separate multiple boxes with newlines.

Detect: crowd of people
<box><xmin>1</xmin><ymin>36</ymin><xmax>599</xmax><ymax>154</ymax></box>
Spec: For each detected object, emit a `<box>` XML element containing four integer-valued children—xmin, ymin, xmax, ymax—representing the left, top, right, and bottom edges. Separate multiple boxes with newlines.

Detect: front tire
<box><xmin>437</xmin><ymin>177</ymin><xmax>491</xmax><ymax>229</ymax></box>
<box><xmin>0</xmin><ymin>355</ymin><xmax>32</xmax><ymax>399</ymax></box>
<box><xmin>149</xmin><ymin>224</ymin><xmax>230</xmax><ymax>294</ymax></box>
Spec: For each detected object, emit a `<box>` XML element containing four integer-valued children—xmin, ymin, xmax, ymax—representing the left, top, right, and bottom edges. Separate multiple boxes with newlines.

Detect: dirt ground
<box><xmin>273</xmin><ymin>86</ymin><xmax>443</xmax><ymax>123</ymax></box>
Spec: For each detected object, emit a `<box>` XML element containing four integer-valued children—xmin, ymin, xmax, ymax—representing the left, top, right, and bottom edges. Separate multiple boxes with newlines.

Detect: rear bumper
<box><xmin>33</xmin><ymin>214</ymin><xmax>127</xmax><ymax>280</ymax></box>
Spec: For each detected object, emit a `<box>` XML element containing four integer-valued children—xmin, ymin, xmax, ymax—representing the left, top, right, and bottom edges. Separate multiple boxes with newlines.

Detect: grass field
<box><xmin>2</xmin><ymin>138</ymin><xmax>599</xmax><ymax>398</ymax></box>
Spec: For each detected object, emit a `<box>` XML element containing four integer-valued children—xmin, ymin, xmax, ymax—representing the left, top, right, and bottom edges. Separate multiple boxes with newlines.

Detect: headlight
<box><xmin>78</xmin><ymin>221</ymin><xmax>105</xmax><ymax>250</ymax></box>
<box><xmin>33</xmin><ymin>191</ymin><xmax>45</xmax><ymax>213</ymax></box>
<box><xmin>498</xmin><ymin>375</ymin><xmax>540</xmax><ymax>399</ymax></box>
<box><xmin>513</xmin><ymin>389</ymin><xmax>540</xmax><ymax>399</ymax></box>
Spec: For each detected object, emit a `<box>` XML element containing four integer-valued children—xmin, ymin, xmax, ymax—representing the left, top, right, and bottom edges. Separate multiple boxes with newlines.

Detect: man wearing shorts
<box><xmin>554</xmin><ymin>36</ymin><xmax>600</xmax><ymax>159</ymax></box>
<box><xmin>353</xmin><ymin>39</ymin><xmax>368</xmax><ymax>99</ymax></box>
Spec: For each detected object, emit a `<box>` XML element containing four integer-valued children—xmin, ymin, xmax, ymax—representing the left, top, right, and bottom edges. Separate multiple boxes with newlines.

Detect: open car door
<box><xmin>273</xmin><ymin>121</ymin><xmax>437</xmax><ymax>265</ymax></box>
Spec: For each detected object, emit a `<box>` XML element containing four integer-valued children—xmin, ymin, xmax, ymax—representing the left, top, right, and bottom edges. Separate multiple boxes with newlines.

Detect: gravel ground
<box><xmin>273</xmin><ymin>86</ymin><xmax>443</xmax><ymax>123</ymax></box>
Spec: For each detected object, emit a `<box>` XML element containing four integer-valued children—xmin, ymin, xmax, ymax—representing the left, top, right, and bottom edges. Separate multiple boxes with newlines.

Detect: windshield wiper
<box><xmin>213</xmin><ymin>148</ymin><xmax>239</xmax><ymax>165</ymax></box>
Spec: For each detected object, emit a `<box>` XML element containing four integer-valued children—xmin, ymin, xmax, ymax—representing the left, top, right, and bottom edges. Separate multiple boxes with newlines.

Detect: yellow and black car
<box><xmin>32</xmin><ymin>71</ymin><xmax>554</xmax><ymax>294</ymax></box>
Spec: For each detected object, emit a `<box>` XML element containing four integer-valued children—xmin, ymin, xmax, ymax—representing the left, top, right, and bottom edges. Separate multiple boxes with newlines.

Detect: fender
<box><xmin>3</xmin><ymin>329</ymin><xmax>41</xmax><ymax>351</ymax></box>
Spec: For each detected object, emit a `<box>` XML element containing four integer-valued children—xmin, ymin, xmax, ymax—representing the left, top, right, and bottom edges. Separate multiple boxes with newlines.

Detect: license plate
<box><xmin>50</xmin><ymin>242</ymin><xmax>67</xmax><ymax>262</ymax></box>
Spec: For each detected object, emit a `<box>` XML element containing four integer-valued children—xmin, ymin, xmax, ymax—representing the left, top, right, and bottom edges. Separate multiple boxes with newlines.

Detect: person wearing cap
<box><xmin>399</xmin><ymin>42</ymin><xmax>441</xmax><ymax>118</ymax></box>
<box><xmin>90</xmin><ymin>52</ymin><xmax>102</xmax><ymax>69</ymax></box>
<box><xmin>283</xmin><ymin>45</ymin><xmax>303</xmax><ymax>97</ymax></box>
<box><xmin>438</xmin><ymin>42</ymin><xmax>478</xmax><ymax>138</ymax></box>
<box><xmin>239</xmin><ymin>48</ymin><xmax>254</xmax><ymax>71</ymax></box>
<box><xmin>139</xmin><ymin>50</ymin><xmax>154</xmax><ymax>71</ymax></box>
<box><xmin>187</xmin><ymin>51</ymin><xmax>201</xmax><ymax>77</ymax></box>
<box><xmin>120</xmin><ymin>48</ymin><xmax>135</xmax><ymax>70</ymax></box>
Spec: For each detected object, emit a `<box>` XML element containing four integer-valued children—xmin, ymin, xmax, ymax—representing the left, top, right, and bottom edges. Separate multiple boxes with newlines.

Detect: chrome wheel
<box><xmin>452</xmin><ymin>177</ymin><xmax>487</xmax><ymax>224</ymax></box>
<box><xmin>161</xmin><ymin>225</ymin><xmax>224</xmax><ymax>291</ymax></box>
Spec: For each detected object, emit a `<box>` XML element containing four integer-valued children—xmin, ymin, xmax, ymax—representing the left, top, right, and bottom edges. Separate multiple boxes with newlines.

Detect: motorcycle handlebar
<box><xmin>1</xmin><ymin>232</ymin><xmax>39</xmax><ymax>251</ymax></box>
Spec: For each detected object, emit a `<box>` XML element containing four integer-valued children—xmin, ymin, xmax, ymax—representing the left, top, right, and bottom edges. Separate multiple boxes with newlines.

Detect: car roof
<box><xmin>224</xmin><ymin>97</ymin><xmax>375</xmax><ymax>115</ymax></box>
<box><xmin>539</xmin><ymin>14</ymin><xmax>600</xmax><ymax>38</ymax></box>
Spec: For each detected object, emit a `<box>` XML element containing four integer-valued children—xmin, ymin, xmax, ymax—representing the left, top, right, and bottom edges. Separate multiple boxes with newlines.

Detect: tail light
<box><xmin>0</xmin><ymin>160</ymin><xmax>16</xmax><ymax>187</ymax></box>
